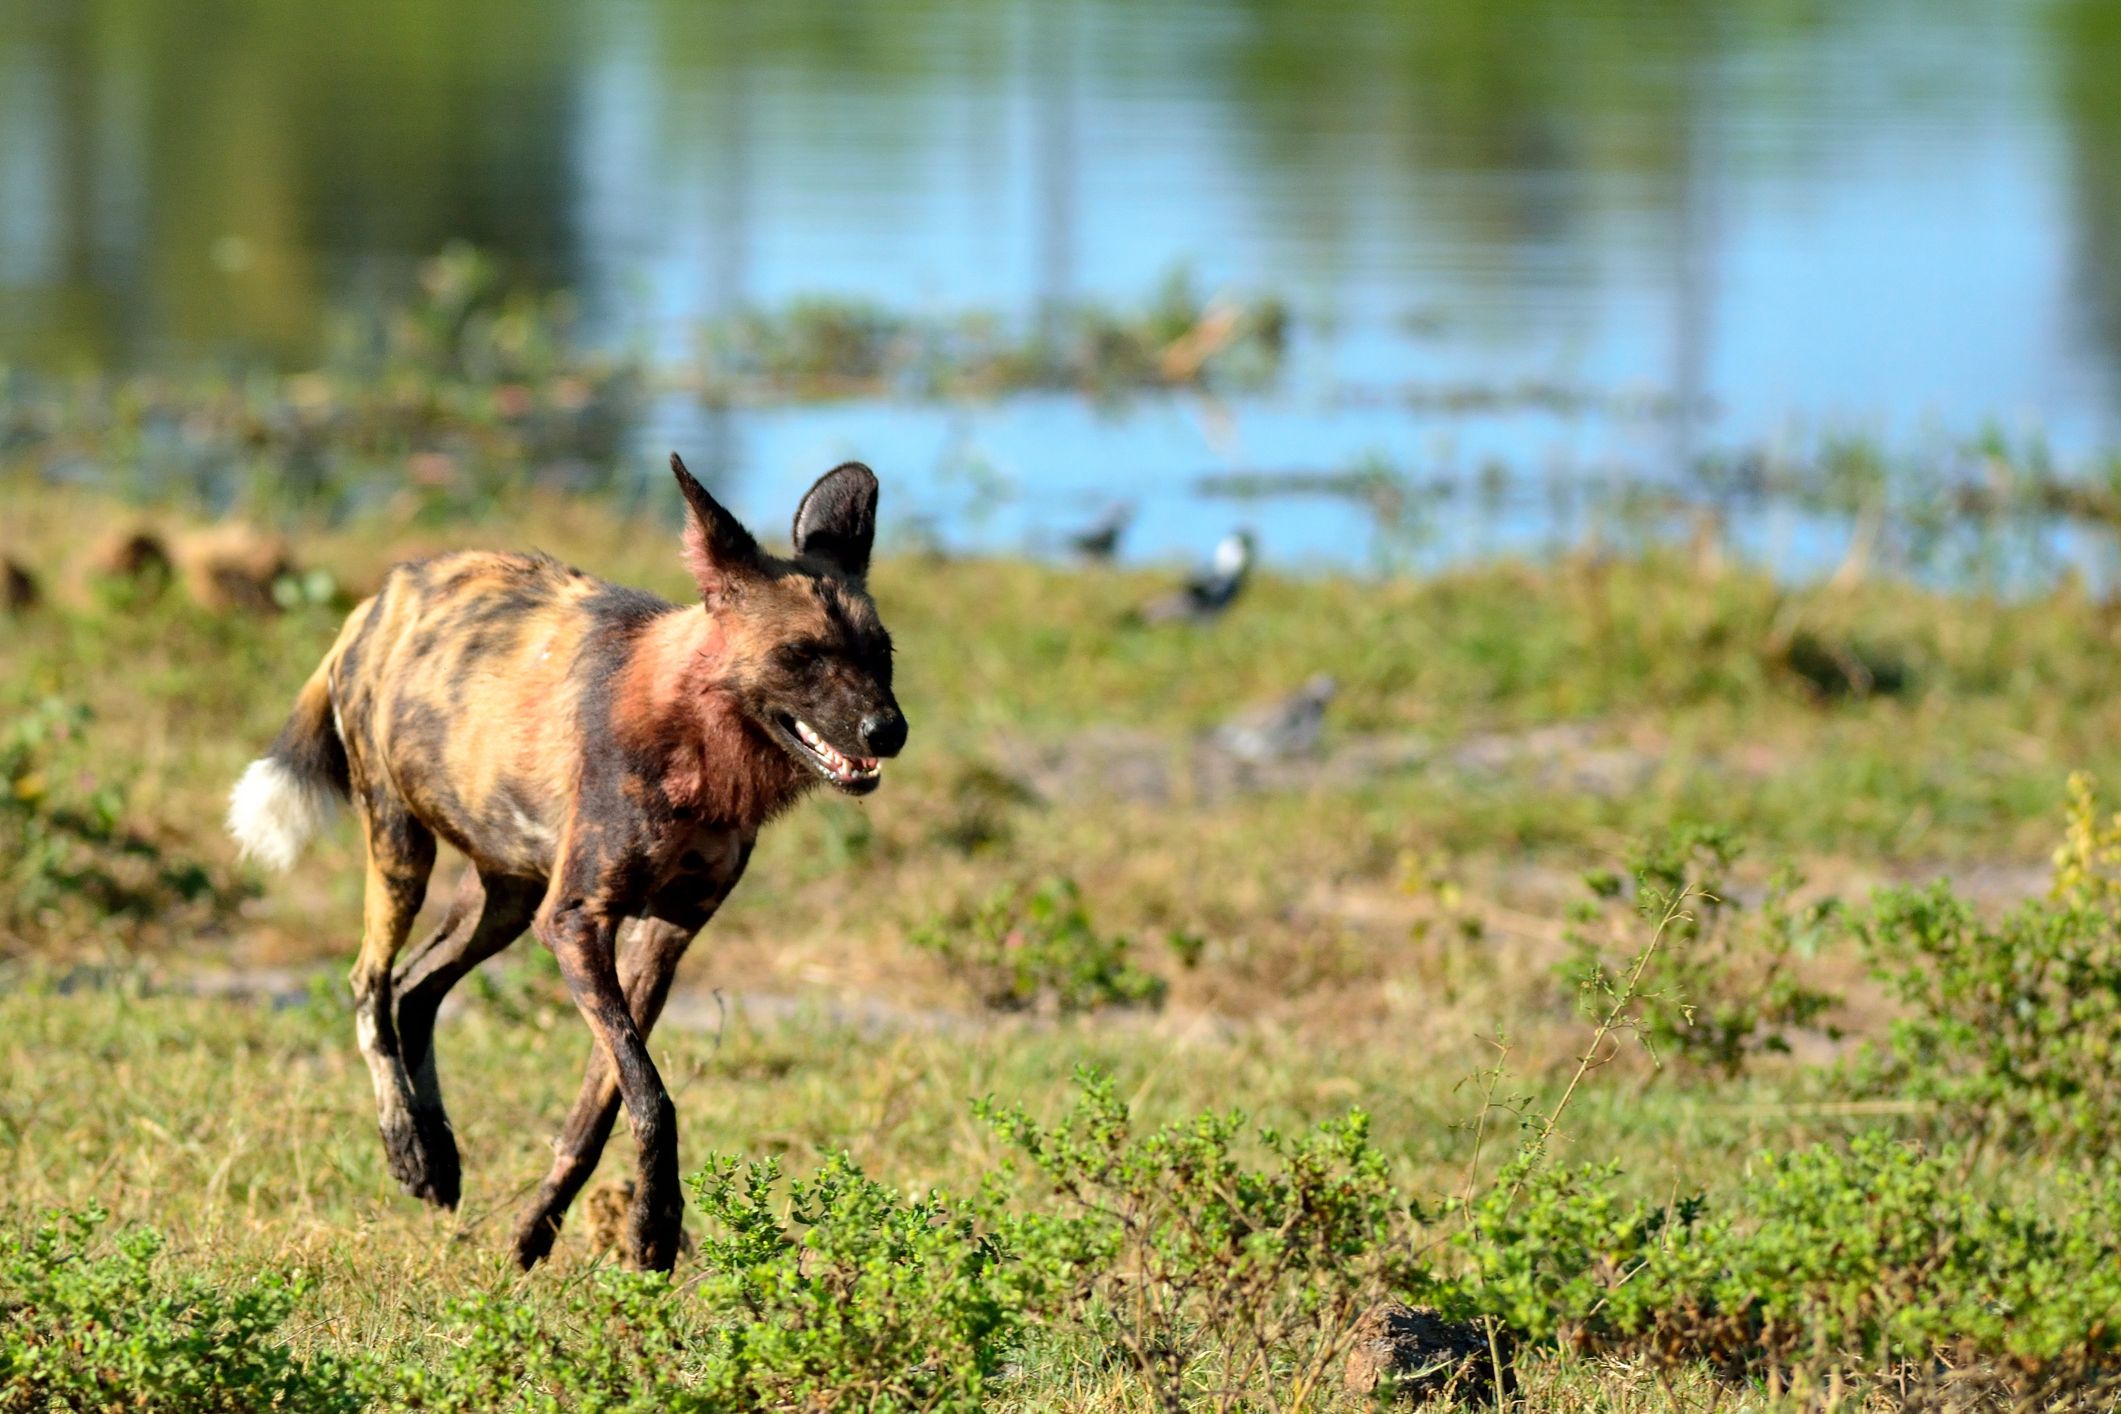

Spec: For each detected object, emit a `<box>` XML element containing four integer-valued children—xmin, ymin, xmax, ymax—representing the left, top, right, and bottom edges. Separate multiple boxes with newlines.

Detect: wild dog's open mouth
<box><xmin>777</xmin><ymin>714</ymin><xmax>882</xmax><ymax>793</ymax></box>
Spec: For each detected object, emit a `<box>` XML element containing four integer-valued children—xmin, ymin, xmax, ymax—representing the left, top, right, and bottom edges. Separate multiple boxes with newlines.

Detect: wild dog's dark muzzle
<box><xmin>858</xmin><ymin>707</ymin><xmax>907</xmax><ymax>758</ymax></box>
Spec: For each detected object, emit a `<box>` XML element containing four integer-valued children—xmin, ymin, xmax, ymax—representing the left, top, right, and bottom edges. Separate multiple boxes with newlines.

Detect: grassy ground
<box><xmin>0</xmin><ymin>982</ymin><xmax>1887</xmax><ymax>1410</ymax></box>
<box><xmin>4</xmin><ymin>479</ymin><xmax>2120</xmax><ymax>1408</ymax></box>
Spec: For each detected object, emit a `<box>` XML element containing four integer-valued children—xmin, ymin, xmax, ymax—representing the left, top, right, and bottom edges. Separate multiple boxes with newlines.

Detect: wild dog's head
<box><xmin>670</xmin><ymin>453</ymin><xmax>906</xmax><ymax>796</ymax></box>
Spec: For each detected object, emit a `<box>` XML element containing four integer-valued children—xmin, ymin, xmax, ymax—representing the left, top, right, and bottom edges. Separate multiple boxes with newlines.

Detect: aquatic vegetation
<box><xmin>0</xmin><ymin>246</ymin><xmax>645</xmax><ymax>521</ymax></box>
<box><xmin>8</xmin><ymin>245</ymin><xmax>2121</xmax><ymax>602</ymax></box>
<box><xmin>0</xmin><ymin>253</ymin><xmax>1294</xmax><ymax>522</ymax></box>
<box><xmin>690</xmin><ymin>267</ymin><xmax>1289</xmax><ymax>402</ymax></box>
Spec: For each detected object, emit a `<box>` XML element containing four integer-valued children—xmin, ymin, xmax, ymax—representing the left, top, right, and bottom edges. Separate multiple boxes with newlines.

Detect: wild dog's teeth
<box><xmin>793</xmin><ymin>719</ymin><xmax>879</xmax><ymax>781</ymax></box>
<box><xmin>797</xmin><ymin>720</ymin><xmax>835</xmax><ymax>759</ymax></box>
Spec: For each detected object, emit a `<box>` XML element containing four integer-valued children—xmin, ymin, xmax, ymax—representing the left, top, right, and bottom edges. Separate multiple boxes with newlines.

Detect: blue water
<box><xmin>3</xmin><ymin>0</ymin><xmax>2118</xmax><ymax>573</ymax></box>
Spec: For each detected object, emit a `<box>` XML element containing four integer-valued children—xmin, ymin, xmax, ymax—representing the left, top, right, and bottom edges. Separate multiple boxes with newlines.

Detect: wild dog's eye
<box><xmin>773</xmin><ymin>641</ymin><xmax>826</xmax><ymax>675</ymax></box>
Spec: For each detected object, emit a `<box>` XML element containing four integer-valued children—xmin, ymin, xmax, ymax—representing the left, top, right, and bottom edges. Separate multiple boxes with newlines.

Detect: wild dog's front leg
<box><xmin>511</xmin><ymin>914</ymin><xmax>702</xmax><ymax>1268</ymax></box>
<box><xmin>531</xmin><ymin>894</ymin><xmax>686</xmax><ymax>1272</ymax></box>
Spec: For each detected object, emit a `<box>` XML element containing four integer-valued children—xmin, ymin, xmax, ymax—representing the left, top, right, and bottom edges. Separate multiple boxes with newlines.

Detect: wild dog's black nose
<box><xmin>859</xmin><ymin>709</ymin><xmax>907</xmax><ymax>757</ymax></box>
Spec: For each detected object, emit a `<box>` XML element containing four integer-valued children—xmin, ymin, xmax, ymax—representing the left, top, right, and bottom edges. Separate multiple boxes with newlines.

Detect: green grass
<box><xmin>6</xmin><ymin>481</ymin><xmax>2121</xmax><ymax>1407</ymax></box>
<box><xmin>1</xmin><ymin>928</ymin><xmax>2111</xmax><ymax>1407</ymax></box>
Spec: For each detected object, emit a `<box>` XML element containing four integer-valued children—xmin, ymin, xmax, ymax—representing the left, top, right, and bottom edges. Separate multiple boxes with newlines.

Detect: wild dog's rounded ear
<box><xmin>671</xmin><ymin>452</ymin><xmax>762</xmax><ymax>601</ymax></box>
<box><xmin>792</xmin><ymin>462</ymin><xmax>879</xmax><ymax>579</ymax></box>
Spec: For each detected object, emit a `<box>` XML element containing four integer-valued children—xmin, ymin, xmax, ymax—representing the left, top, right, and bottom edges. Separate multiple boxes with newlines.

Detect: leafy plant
<box><xmin>1855</xmin><ymin>898</ymin><xmax>2121</xmax><ymax>1152</ymax></box>
<box><xmin>1433</xmin><ymin>1136</ymin><xmax>2121</xmax><ymax>1405</ymax></box>
<box><xmin>1435</xmin><ymin>803</ymin><xmax>2121</xmax><ymax>1404</ymax></box>
<box><xmin>983</xmin><ymin>1069</ymin><xmax>1417</xmax><ymax>1413</ymax></box>
<box><xmin>911</xmin><ymin>878</ymin><xmax>1168</xmax><ymax>1015</ymax></box>
<box><xmin>682</xmin><ymin>1152</ymin><xmax>1034</xmax><ymax>1411</ymax></box>
<box><xmin>387</xmin><ymin>1152</ymin><xmax>1034</xmax><ymax>1413</ymax></box>
<box><xmin>1842</xmin><ymin>772</ymin><xmax>2121</xmax><ymax>1151</ymax></box>
<box><xmin>1560</xmin><ymin>825</ymin><xmax>1842</xmax><ymax>1079</ymax></box>
<box><xmin>0</xmin><ymin>1205</ymin><xmax>357</xmax><ymax>1413</ymax></box>
<box><xmin>2052</xmin><ymin>767</ymin><xmax>2121</xmax><ymax>908</ymax></box>
<box><xmin>381</xmin><ymin>1270</ymin><xmax>695</xmax><ymax>1413</ymax></box>
<box><xmin>0</xmin><ymin>698</ymin><xmax>248</xmax><ymax>950</ymax></box>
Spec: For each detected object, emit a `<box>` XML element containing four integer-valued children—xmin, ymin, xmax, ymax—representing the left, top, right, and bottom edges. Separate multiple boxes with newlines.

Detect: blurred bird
<box><xmin>2</xmin><ymin>557</ymin><xmax>39</xmax><ymax>614</ymax></box>
<box><xmin>1139</xmin><ymin>529</ymin><xmax>1255</xmax><ymax>624</ymax></box>
<box><xmin>1211</xmin><ymin>673</ymin><xmax>1337</xmax><ymax>763</ymax></box>
<box><xmin>1065</xmin><ymin>500</ymin><xmax>1134</xmax><ymax>562</ymax></box>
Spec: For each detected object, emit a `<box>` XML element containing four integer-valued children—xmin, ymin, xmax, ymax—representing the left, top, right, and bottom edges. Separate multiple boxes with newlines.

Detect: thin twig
<box><xmin>1510</xmin><ymin>885</ymin><xmax>1698</xmax><ymax>1197</ymax></box>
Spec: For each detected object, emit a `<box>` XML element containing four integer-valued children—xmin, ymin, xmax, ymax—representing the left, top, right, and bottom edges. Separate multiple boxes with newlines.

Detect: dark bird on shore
<box><xmin>1211</xmin><ymin>673</ymin><xmax>1337</xmax><ymax>762</ymax></box>
<box><xmin>1066</xmin><ymin>501</ymin><xmax>1134</xmax><ymax>562</ymax></box>
<box><xmin>1139</xmin><ymin>530</ymin><xmax>1255</xmax><ymax>624</ymax></box>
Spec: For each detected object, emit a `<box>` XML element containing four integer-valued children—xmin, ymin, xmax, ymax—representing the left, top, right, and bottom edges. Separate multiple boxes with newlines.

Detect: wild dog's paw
<box><xmin>624</xmin><ymin>1181</ymin><xmax>689</xmax><ymax>1273</ymax></box>
<box><xmin>379</xmin><ymin>1110</ymin><xmax>461</xmax><ymax>1209</ymax></box>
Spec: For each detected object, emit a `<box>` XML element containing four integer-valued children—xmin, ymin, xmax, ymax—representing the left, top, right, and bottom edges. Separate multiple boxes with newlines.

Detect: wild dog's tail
<box><xmin>228</xmin><ymin>652</ymin><xmax>351</xmax><ymax>871</ymax></box>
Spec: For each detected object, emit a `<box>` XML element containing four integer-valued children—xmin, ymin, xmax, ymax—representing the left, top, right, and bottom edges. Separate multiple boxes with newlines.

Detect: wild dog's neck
<box><xmin>615</xmin><ymin>605</ymin><xmax>812</xmax><ymax>827</ymax></box>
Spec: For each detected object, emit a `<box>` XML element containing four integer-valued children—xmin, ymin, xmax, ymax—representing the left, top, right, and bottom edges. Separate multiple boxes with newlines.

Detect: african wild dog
<box><xmin>226</xmin><ymin>456</ymin><xmax>905</xmax><ymax>1271</ymax></box>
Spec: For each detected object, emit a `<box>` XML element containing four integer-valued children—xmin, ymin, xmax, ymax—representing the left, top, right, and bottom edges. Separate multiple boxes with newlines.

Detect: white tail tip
<box><xmin>227</xmin><ymin>757</ymin><xmax>338</xmax><ymax>871</ymax></box>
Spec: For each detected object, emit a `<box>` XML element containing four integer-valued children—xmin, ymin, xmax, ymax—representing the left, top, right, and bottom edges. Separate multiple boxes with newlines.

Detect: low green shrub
<box><xmin>682</xmin><ymin>1152</ymin><xmax>1036</xmax><ymax>1411</ymax></box>
<box><xmin>1850</xmin><ymin>773</ymin><xmax>2121</xmax><ymax>1150</ymax></box>
<box><xmin>1855</xmin><ymin>884</ymin><xmax>2121</xmax><ymax>1152</ymax></box>
<box><xmin>1561</xmin><ymin>824</ymin><xmax>1842</xmax><ymax>1079</ymax></box>
<box><xmin>1435</xmin><ymin>1135</ymin><xmax>2121</xmax><ymax>1403</ymax></box>
<box><xmin>382</xmin><ymin>1271</ymin><xmax>691</xmax><ymax>1414</ymax></box>
<box><xmin>911</xmin><ymin>878</ymin><xmax>1168</xmax><ymax>1015</ymax></box>
<box><xmin>386</xmin><ymin>1152</ymin><xmax>1034</xmax><ymax>1413</ymax></box>
<box><xmin>0</xmin><ymin>1205</ymin><xmax>356</xmax><ymax>1413</ymax></box>
<box><xmin>1441</xmin><ymin>805</ymin><xmax>2121</xmax><ymax>1405</ymax></box>
<box><xmin>984</xmin><ymin>1068</ymin><xmax>1417</xmax><ymax>1412</ymax></box>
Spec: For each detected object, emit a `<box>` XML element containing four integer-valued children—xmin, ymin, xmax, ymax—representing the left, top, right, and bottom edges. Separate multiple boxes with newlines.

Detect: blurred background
<box><xmin>5</xmin><ymin>0</ymin><xmax>2121</xmax><ymax>573</ymax></box>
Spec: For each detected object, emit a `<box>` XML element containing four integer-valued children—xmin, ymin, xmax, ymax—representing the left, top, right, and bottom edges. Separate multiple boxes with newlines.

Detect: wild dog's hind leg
<box><xmin>350</xmin><ymin>805</ymin><xmax>439</xmax><ymax>1201</ymax></box>
<box><xmin>512</xmin><ymin>913</ymin><xmax>701</xmax><ymax>1269</ymax></box>
<box><xmin>386</xmin><ymin>866</ymin><xmax>542</xmax><ymax>1208</ymax></box>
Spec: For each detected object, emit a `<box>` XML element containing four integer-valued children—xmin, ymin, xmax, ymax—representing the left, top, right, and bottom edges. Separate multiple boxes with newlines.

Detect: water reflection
<box><xmin>2</xmin><ymin>0</ymin><xmax>2118</xmax><ymax>565</ymax></box>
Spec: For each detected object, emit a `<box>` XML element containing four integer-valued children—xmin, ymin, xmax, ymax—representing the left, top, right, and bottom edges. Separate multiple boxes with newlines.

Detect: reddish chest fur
<box><xmin>610</xmin><ymin>607</ymin><xmax>813</xmax><ymax>832</ymax></box>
